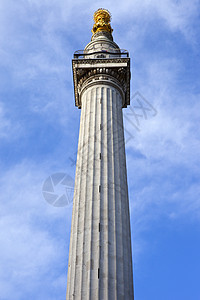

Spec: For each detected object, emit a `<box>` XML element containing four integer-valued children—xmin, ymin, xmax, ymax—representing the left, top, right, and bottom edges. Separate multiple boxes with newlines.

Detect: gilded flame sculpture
<box><xmin>92</xmin><ymin>8</ymin><xmax>113</xmax><ymax>35</ymax></box>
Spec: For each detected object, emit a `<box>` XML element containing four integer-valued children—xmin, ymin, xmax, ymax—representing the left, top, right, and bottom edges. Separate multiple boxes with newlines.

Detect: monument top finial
<box><xmin>92</xmin><ymin>8</ymin><xmax>113</xmax><ymax>36</ymax></box>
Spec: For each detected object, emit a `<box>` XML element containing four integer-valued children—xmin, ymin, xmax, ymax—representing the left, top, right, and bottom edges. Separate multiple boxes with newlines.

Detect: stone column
<box><xmin>67</xmin><ymin>9</ymin><xmax>133</xmax><ymax>300</ymax></box>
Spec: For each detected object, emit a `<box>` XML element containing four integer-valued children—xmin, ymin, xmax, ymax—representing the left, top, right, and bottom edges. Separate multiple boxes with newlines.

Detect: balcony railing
<box><xmin>73</xmin><ymin>49</ymin><xmax>129</xmax><ymax>59</ymax></box>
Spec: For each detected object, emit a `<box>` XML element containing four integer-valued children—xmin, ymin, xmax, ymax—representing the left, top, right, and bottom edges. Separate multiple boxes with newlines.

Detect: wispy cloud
<box><xmin>0</xmin><ymin>102</ymin><xmax>23</xmax><ymax>140</ymax></box>
<box><xmin>0</xmin><ymin>160</ymin><xmax>72</xmax><ymax>299</ymax></box>
<box><xmin>0</xmin><ymin>0</ymin><xmax>200</xmax><ymax>298</ymax></box>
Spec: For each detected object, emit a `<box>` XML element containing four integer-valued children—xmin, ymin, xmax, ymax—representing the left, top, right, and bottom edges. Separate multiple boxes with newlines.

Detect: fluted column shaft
<box><xmin>66</xmin><ymin>81</ymin><xmax>133</xmax><ymax>300</ymax></box>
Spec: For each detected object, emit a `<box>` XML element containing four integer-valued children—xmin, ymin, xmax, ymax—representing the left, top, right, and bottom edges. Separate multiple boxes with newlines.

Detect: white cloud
<box><xmin>0</xmin><ymin>0</ymin><xmax>199</xmax><ymax>297</ymax></box>
<box><xmin>123</xmin><ymin>53</ymin><xmax>200</xmax><ymax>258</ymax></box>
<box><xmin>0</xmin><ymin>103</ymin><xmax>11</xmax><ymax>138</ymax></box>
<box><xmin>0</xmin><ymin>161</ymin><xmax>72</xmax><ymax>299</ymax></box>
<box><xmin>125</xmin><ymin>56</ymin><xmax>200</xmax><ymax>167</ymax></box>
<box><xmin>0</xmin><ymin>102</ymin><xmax>22</xmax><ymax>140</ymax></box>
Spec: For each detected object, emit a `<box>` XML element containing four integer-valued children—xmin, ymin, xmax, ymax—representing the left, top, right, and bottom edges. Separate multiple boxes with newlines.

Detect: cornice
<box><xmin>72</xmin><ymin>57</ymin><xmax>130</xmax><ymax>108</ymax></box>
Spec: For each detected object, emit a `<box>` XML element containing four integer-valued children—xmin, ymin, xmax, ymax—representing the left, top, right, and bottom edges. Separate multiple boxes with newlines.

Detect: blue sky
<box><xmin>0</xmin><ymin>0</ymin><xmax>200</xmax><ymax>299</ymax></box>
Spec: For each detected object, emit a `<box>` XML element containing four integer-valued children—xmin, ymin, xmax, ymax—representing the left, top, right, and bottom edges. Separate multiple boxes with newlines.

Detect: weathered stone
<box><xmin>66</xmin><ymin>16</ymin><xmax>134</xmax><ymax>300</ymax></box>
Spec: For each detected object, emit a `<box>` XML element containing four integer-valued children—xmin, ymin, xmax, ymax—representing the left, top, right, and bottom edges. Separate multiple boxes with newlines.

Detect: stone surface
<box><xmin>67</xmin><ymin>32</ymin><xmax>134</xmax><ymax>300</ymax></box>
